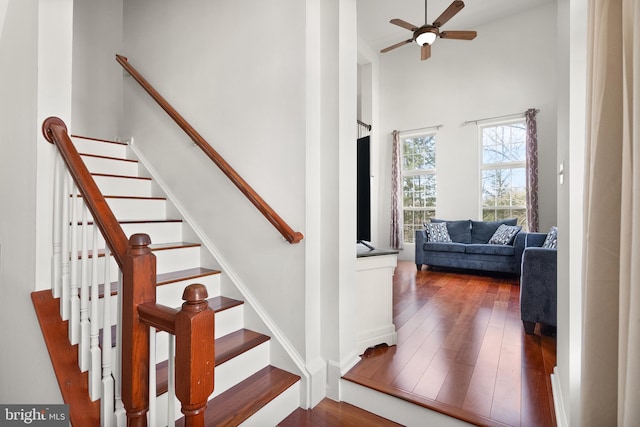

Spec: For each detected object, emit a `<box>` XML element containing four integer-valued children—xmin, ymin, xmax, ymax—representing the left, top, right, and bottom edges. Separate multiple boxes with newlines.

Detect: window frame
<box><xmin>478</xmin><ymin>117</ymin><xmax>528</xmax><ymax>228</ymax></box>
<box><xmin>400</xmin><ymin>130</ymin><xmax>437</xmax><ymax>244</ymax></box>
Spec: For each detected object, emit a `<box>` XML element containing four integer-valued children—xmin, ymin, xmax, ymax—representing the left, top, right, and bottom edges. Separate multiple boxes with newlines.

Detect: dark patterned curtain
<box><xmin>525</xmin><ymin>109</ymin><xmax>539</xmax><ymax>232</ymax></box>
<box><xmin>390</xmin><ymin>130</ymin><xmax>403</xmax><ymax>249</ymax></box>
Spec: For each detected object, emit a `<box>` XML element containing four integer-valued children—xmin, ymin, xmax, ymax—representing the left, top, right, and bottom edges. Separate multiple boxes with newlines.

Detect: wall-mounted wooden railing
<box><xmin>42</xmin><ymin>117</ymin><xmax>215</xmax><ymax>427</ymax></box>
<box><xmin>115</xmin><ymin>54</ymin><xmax>304</xmax><ymax>244</ymax></box>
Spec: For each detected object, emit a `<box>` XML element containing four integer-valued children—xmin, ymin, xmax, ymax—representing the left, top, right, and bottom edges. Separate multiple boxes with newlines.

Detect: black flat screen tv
<box><xmin>357</xmin><ymin>136</ymin><xmax>373</xmax><ymax>248</ymax></box>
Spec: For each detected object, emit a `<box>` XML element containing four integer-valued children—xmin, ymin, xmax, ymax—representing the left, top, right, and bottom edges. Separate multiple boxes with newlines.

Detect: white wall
<box><xmin>122</xmin><ymin>0</ymin><xmax>308</xmax><ymax>356</ymax></box>
<box><xmin>71</xmin><ymin>0</ymin><xmax>123</xmax><ymax>138</ymax></box>
<box><xmin>366</xmin><ymin>3</ymin><xmax>558</xmax><ymax>259</ymax></box>
<box><xmin>0</xmin><ymin>0</ymin><xmax>63</xmax><ymax>404</ymax></box>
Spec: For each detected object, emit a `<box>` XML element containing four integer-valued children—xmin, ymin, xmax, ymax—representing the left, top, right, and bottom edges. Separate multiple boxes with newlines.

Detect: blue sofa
<box><xmin>520</xmin><ymin>230</ymin><xmax>558</xmax><ymax>334</ymax></box>
<box><xmin>415</xmin><ymin>218</ymin><xmax>527</xmax><ymax>274</ymax></box>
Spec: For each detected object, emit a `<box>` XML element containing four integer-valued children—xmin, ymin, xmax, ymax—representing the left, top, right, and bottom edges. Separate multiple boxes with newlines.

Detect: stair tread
<box><xmin>155</xmin><ymin>328</ymin><xmax>269</xmax><ymax>396</ymax></box>
<box><xmin>71</xmin><ymin>134</ymin><xmax>128</xmax><ymax>145</ymax></box>
<box><xmin>92</xmin><ymin>172</ymin><xmax>152</xmax><ymax>181</ymax></box>
<box><xmin>76</xmin><ymin>194</ymin><xmax>166</xmax><ymax>200</ymax></box>
<box><xmin>207</xmin><ymin>295</ymin><xmax>243</xmax><ymax>312</ymax></box>
<box><xmin>157</xmin><ymin>267</ymin><xmax>220</xmax><ymax>286</ymax></box>
<box><xmin>175</xmin><ymin>365</ymin><xmax>300</xmax><ymax>427</ymax></box>
<box><xmin>79</xmin><ymin>152</ymin><xmax>137</xmax><ymax>162</ymax></box>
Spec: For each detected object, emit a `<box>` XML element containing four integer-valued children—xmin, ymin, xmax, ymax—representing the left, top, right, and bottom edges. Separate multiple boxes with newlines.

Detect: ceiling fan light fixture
<box><xmin>415</xmin><ymin>28</ymin><xmax>437</xmax><ymax>46</ymax></box>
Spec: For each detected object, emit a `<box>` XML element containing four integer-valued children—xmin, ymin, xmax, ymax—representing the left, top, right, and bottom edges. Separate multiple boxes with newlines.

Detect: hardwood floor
<box><xmin>280</xmin><ymin>399</ymin><xmax>403</xmax><ymax>426</ymax></box>
<box><xmin>343</xmin><ymin>261</ymin><xmax>557</xmax><ymax>427</ymax></box>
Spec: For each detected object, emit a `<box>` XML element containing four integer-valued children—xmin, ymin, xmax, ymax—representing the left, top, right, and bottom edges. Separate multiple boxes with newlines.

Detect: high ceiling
<box><xmin>357</xmin><ymin>0</ymin><xmax>555</xmax><ymax>52</ymax></box>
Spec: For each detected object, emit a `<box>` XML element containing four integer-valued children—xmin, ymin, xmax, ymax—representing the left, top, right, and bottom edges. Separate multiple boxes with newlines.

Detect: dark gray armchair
<box><xmin>519</xmin><ymin>232</ymin><xmax>557</xmax><ymax>334</ymax></box>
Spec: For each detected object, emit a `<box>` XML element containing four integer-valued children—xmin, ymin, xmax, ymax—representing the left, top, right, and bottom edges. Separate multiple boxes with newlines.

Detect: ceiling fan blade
<box><xmin>440</xmin><ymin>30</ymin><xmax>477</xmax><ymax>40</ymax></box>
<box><xmin>390</xmin><ymin>18</ymin><xmax>420</xmax><ymax>32</ymax></box>
<box><xmin>421</xmin><ymin>44</ymin><xmax>431</xmax><ymax>61</ymax></box>
<box><xmin>380</xmin><ymin>39</ymin><xmax>414</xmax><ymax>53</ymax></box>
<box><xmin>432</xmin><ymin>1</ymin><xmax>465</xmax><ymax>28</ymax></box>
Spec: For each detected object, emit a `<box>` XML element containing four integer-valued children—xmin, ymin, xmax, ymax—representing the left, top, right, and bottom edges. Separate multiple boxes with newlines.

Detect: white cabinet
<box><xmin>356</xmin><ymin>249</ymin><xmax>398</xmax><ymax>353</ymax></box>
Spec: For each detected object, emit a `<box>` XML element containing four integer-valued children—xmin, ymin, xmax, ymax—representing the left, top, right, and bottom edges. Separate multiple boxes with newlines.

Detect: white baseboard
<box><xmin>551</xmin><ymin>366</ymin><xmax>568</xmax><ymax>427</ymax></box>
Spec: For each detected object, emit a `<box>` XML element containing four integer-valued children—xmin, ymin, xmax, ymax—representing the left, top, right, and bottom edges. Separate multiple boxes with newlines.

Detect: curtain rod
<box><xmin>396</xmin><ymin>124</ymin><xmax>443</xmax><ymax>135</ymax></box>
<box><xmin>357</xmin><ymin>119</ymin><xmax>372</xmax><ymax>131</ymax></box>
<box><xmin>463</xmin><ymin>109</ymin><xmax>539</xmax><ymax>126</ymax></box>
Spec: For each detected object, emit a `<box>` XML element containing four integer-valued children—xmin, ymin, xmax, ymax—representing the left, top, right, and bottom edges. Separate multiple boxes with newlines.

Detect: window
<box><xmin>480</xmin><ymin>119</ymin><xmax>528</xmax><ymax>229</ymax></box>
<box><xmin>402</xmin><ymin>132</ymin><xmax>436</xmax><ymax>243</ymax></box>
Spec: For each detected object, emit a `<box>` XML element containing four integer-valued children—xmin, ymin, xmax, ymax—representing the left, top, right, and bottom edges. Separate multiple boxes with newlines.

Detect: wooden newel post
<box><xmin>122</xmin><ymin>234</ymin><xmax>156</xmax><ymax>427</ymax></box>
<box><xmin>175</xmin><ymin>284</ymin><xmax>215</xmax><ymax>427</ymax></box>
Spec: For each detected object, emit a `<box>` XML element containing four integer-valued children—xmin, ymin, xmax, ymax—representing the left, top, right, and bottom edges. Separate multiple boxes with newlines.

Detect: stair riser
<box><xmin>72</xmin><ymin>197</ymin><xmax>167</xmax><ymax>222</ymax></box>
<box><xmin>71</xmin><ymin>222</ymin><xmax>184</xmax><ymax>251</ymax></box>
<box><xmin>214</xmin><ymin>304</ymin><xmax>244</xmax><ymax>339</ymax></box>
<box><xmin>210</xmin><ymin>341</ymin><xmax>270</xmax><ymax>399</ymax></box>
<box><xmin>240</xmin><ymin>382</ymin><xmax>301</xmax><ymax>427</ymax></box>
<box><xmin>93</xmin><ymin>175</ymin><xmax>151</xmax><ymax>198</ymax></box>
<box><xmin>71</xmin><ymin>246</ymin><xmax>203</xmax><ymax>285</ymax></box>
<box><xmin>80</xmin><ymin>155</ymin><xmax>139</xmax><ymax>176</ymax></box>
<box><xmin>72</xmin><ymin>138</ymin><xmax>128</xmax><ymax>159</ymax></box>
<box><xmin>156</xmin><ymin>274</ymin><xmax>221</xmax><ymax>308</ymax></box>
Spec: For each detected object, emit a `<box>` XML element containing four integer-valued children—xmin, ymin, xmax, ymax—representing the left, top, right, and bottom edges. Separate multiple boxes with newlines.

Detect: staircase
<box><xmin>35</xmin><ymin>133</ymin><xmax>301</xmax><ymax>426</ymax></box>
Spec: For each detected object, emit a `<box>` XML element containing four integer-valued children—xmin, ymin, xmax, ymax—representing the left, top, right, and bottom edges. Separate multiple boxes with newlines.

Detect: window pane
<box><xmin>402</xmin><ymin>135</ymin><xmax>435</xmax><ymax>170</ymax></box>
<box><xmin>403</xmin><ymin>174</ymin><xmax>436</xmax><ymax>208</ymax></box>
<box><xmin>482</xmin><ymin>122</ymin><xmax>526</xmax><ymax>164</ymax></box>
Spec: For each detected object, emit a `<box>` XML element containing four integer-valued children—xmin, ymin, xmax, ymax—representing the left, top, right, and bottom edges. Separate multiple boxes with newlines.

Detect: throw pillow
<box><xmin>470</xmin><ymin>218</ymin><xmax>518</xmax><ymax>244</ymax></box>
<box><xmin>488</xmin><ymin>224</ymin><xmax>522</xmax><ymax>245</ymax></box>
<box><xmin>542</xmin><ymin>226</ymin><xmax>558</xmax><ymax>249</ymax></box>
<box><xmin>431</xmin><ymin>219</ymin><xmax>472</xmax><ymax>244</ymax></box>
<box><xmin>425</xmin><ymin>222</ymin><xmax>452</xmax><ymax>243</ymax></box>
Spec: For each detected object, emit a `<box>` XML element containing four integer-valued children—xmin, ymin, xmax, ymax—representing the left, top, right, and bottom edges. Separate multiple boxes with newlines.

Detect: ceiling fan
<box><xmin>380</xmin><ymin>0</ymin><xmax>477</xmax><ymax>61</ymax></box>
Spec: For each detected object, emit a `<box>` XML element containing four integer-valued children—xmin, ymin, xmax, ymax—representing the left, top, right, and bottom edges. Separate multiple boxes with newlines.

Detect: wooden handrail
<box><xmin>115</xmin><ymin>54</ymin><xmax>304</xmax><ymax>244</ymax></box>
<box><xmin>43</xmin><ymin>117</ymin><xmax>129</xmax><ymax>267</ymax></box>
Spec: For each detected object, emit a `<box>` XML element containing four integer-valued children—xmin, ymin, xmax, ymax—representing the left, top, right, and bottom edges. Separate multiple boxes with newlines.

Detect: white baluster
<box><xmin>114</xmin><ymin>271</ymin><xmax>126</xmax><ymax>427</ymax></box>
<box><xmin>167</xmin><ymin>335</ymin><xmax>176</xmax><ymax>426</ymax></box>
<box><xmin>51</xmin><ymin>153</ymin><xmax>62</xmax><ymax>299</ymax></box>
<box><xmin>149</xmin><ymin>327</ymin><xmax>157</xmax><ymax>427</ymax></box>
<box><xmin>89</xmin><ymin>224</ymin><xmax>102</xmax><ymax>401</ymax></box>
<box><xmin>101</xmin><ymin>245</ymin><xmax>115</xmax><ymax>425</ymax></box>
<box><xmin>60</xmin><ymin>172</ymin><xmax>71</xmax><ymax>321</ymax></box>
<box><xmin>69</xmin><ymin>185</ymin><xmax>80</xmax><ymax>345</ymax></box>
<box><xmin>79</xmin><ymin>203</ymin><xmax>90</xmax><ymax>371</ymax></box>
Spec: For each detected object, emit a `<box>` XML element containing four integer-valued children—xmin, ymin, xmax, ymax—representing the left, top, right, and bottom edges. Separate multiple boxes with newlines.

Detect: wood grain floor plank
<box><xmin>344</xmin><ymin>261</ymin><xmax>557</xmax><ymax>427</ymax></box>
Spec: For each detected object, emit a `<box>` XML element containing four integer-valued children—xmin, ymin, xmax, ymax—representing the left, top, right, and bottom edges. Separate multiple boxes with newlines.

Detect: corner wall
<box><xmin>122</xmin><ymin>0</ymin><xmax>307</xmax><ymax>359</ymax></box>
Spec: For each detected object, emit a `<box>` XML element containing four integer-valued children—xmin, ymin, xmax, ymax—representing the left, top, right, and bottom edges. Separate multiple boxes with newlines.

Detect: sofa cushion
<box><xmin>542</xmin><ymin>226</ymin><xmax>558</xmax><ymax>249</ymax></box>
<box><xmin>488</xmin><ymin>224</ymin><xmax>521</xmax><ymax>245</ymax></box>
<box><xmin>423</xmin><ymin>242</ymin><xmax>466</xmax><ymax>253</ymax></box>
<box><xmin>425</xmin><ymin>222</ymin><xmax>452</xmax><ymax>243</ymax></box>
<box><xmin>431</xmin><ymin>219</ymin><xmax>472</xmax><ymax>244</ymax></box>
<box><xmin>471</xmin><ymin>218</ymin><xmax>518</xmax><ymax>244</ymax></box>
<box><xmin>464</xmin><ymin>244</ymin><xmax>515</xmax><ymax>256</ymax></box>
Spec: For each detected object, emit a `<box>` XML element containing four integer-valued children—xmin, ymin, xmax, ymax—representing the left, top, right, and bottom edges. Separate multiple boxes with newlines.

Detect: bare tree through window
<box><xmin>480</xmin><ymin>120</ymin><xmax>528</xmax><ymax>229</ymax></box>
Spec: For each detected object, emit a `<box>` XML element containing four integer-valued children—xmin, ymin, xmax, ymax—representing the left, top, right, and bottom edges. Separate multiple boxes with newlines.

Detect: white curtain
<box><xmin>390</xmin><ymin>130</ymin><xmax>403</xmax><ymax>249</ymax></box>
<box><xmin>581</xmin><ymin>0</ymin><xmax>640</xmax><ymax>425</ymax></box>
